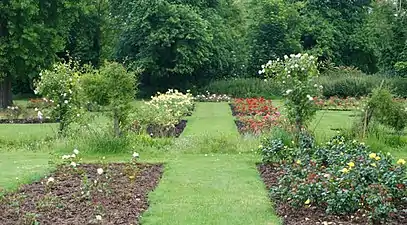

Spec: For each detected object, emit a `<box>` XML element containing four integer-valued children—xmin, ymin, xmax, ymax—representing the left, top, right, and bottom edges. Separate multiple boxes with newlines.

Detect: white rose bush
<box><xmin>34</xmin><ymin>61</ymin><xmax>85</xmax><ymax>135</ymax></box>
<box><xmin>261</xmin><ymin>53</ymin><xmax>322</xmax><ymax>138</ymax></box>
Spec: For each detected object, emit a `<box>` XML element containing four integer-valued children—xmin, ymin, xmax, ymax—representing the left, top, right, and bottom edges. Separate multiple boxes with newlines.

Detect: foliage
<box><xmin>195</xmin><ymin>91</ymin><xmax>231</xmax><ymax>102</ymax></box>
<box><xmin>365</xmin><ymin>88</ymin><xmax>407</xmax><ymax>135</ymax></box>
<box><xmin>203</xmin><ymin>78</ymin><xmax>282</xmax><ymax>99</ymax></box>
<box><xmin>113</xmin><ymin>0</ymin><xmax>246</xmax><ymax>93</ymax></box>
<box><xmin>82</xmin><ymin>62</ymin><xmax>137</xmax><ymax>136</ymax></box>
<box><xmin>259</xmin><ymin>137</ymin><xmax>294</xmax><ymax>163</ymax></box>
<box><xmin>263</xmin><ymin>53</ymin><xmax>321</xmax><ymax>136</ymax></box>
<box><xmin>270</xmin><ymin>136</ymin><xmax>407</xmax><ymax>223</ymax></box>
<box><xmin>0</xmin><ymin>0</ymin><xmax>81</xmax><ymax>108</ymax></box>
<box><xmin>34</xmin><ymin>61</ymin><xmax>84</xmax><ymax>135</ymax></box>
<box><xmin>395</xmin><ymin>61</ymin><xmax>407</xmax><ymax>77</ymax></box>
<box><xmin>246</xmin><ymin>0</ymin><xmax>303</xmax><ymax>76</ymax></box>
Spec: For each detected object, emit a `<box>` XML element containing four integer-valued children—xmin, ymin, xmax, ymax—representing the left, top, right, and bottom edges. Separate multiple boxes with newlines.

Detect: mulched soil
<box><xmin>0</xmin><ymin>118</ymin><xmax>56</xmax><ymax>124</ymax></box>
<box><xmin>147</xmin><ymin>120</ymin><xmax>187</xmax><ymax>138</ymax></box>
<box><xmin>0</xmin><ymin>163</ymin><xmax>163</xmax><ymax>225</ymax></box>
<box><xmin>258</xmin><ymin>164</ymin><xmax>407</xmax><ymax>225</ymax></box>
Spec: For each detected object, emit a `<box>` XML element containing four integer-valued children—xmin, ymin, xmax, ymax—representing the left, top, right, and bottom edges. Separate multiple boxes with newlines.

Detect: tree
<box><xmin>65</xmin><ymin>0</ymin><xmax>112</xmax><ymax>67</ymax></box>
<box><xmin>0</xmin><ymin>0</ymin><xmax>78</xmax><ymax>108</ymax></box>
<box><xmin>113</xmin><ymin>0</ymin><xmax>247</xmax><ymax>95</ymax></box>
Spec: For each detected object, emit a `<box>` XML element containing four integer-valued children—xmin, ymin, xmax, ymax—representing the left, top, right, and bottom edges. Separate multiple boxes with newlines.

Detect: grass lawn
<box><xmin>0</xmin><ymin>100</ymin><xmax>406</xmax><ymax>224</ymax></box>
<box><xmin>0</xmin><ymin>151</ymin><xmax>51</xmax><ymax>192</ymax></box>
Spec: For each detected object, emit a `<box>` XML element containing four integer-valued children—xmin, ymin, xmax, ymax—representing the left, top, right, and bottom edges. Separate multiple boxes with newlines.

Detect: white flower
<box><xmin>307</xmin><ymin>95</ymin><xmax>313</xmax><ymax>101</ymax></box>
<box><xmin>70</xmin><ymin>162</ymin><xmax>77</xmax><ymax>167</ymax></box>
<box><xmin>38</xmin><ymin>111</ymin><xmax>43</xmax><ymax>120</ymax></box>
<box><xmin>95</xmin><ymin>215</ymin><xmax>102</xmax><ymax>221</ymax></box>
<box><xmin>286</xmin><ymin>89</ymin><xmax>293</xmax><ymax>95</ymax></box>
<box><xmin>64</xmin><ymin>100</ymin><xmax>68</xmax><ymax>104</ymax></box>
<box><xmin>258</xmin><ymin>70</ymin><xmax>263</xmax><ymax>75</ymax></box>
<box><xmin>314</xmin><ymin>84</ymin><xmax>318</xmax><ymax>87</ymax></box>
<box><xmin>77</xmin><ymin>114</ymin><xmax>80</xmax><ymax>117</ymax></box>
<box><xmin>62</xmin><ymin>155</ymin><xmax>70</xmax><ymax>160</ymax></box>
<box><xmin>71</xmin><ymin>154</ymin><xmax>76</xmax><ymax>158</ymax></box>
<box><xmin>73</xmin><ymin>149</ymin><xmax>79</xmax><ymax>155</ymax></box>
<box><xmin>284</xmin><ymin>55</ymin><xmax>288</xmax><ymax>60</ymax></box>
<box><xmin>133</xmin><ymin>152</ymin><xmax>139</xmax><ymax>158</ymax></box>
<box><xmin>63</xmin><ymin>93</ymin><xmax>67</xmax><ymax>97</ymax></box>
<box><xmin>47</xmin><ymin>177</ymin><xmax>55</xmax><ymax>184</ymax></box>
<box><xmin>97</xmin><ymin>168</ymin><xmax>104</xmax><ymax>175</ymax></box>
<box><xmin>296</xmin><ymin>53</ymin><xmax>301</xmax><ymax>58</ymax></box>
<box><xmin>34</xmin><ymin>108</ymin><xmax>39</xmax><ymax>112</ymax></box>
<box><xmin>294</xmin><ymin>64</ymin><xmax>299</xmax><ymax>68</ymax></box>
<box><xmin>319</xmin><ymin>85</ymin><xmax>324</xmax><ymax>89</ymax></box>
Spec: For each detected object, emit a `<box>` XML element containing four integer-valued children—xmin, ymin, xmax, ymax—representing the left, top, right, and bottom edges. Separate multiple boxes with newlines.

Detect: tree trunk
<box><xmin>0</xmin><ymin>75</ymin><xmax>13</xmax><ymax>109</ymax></box>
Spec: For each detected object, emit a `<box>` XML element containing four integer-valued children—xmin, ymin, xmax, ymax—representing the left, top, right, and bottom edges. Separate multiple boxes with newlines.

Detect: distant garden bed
<box><xmin>0</xmin><ymin>118</ymin><xmax>56</xmax><ymax>124</ymax></box>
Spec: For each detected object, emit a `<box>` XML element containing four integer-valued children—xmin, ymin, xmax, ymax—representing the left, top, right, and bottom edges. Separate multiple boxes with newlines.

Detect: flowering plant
<box><xmin>314</xmin><ymin>96</ymin><xmax>366</xmax><ymax>111</ymax></box>
<box><xmin>34</xmin><ymin>61</ymin><xmax>84</xmax><ymax>135</ymax></box>
<box><xmin>262</xmin><ymin>53</ymin><xmax>321</xmax><ymax>138</ymax></box>
<box><xmin>231</xmin><ymin>98</ymin><xmax>279</xmax><ymax>116</ymax></box>
<box><xmin>195</xmin><ymin>91</ymin><xmax>231</xmax><ymax>102</ymax></box>
<box><xmin>133</xmin><ymin>89</ymin><xmax>194</xmax><ymax>134</ymax></box>
<box><xmin>236</xmin><ymin>113</ymin><xmax>281</xmax><ymax>134</ymax></box>
<box><xmin>270</xmin><ymin>136</ymin><xmax>407</xmax><ymax>223</ymax></box>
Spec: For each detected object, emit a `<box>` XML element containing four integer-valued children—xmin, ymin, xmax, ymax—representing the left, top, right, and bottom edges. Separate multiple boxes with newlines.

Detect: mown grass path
<box><xmin>141</xmin><ymin>102</ymin><xmax>280</xmax><ymax>225</ymax></box>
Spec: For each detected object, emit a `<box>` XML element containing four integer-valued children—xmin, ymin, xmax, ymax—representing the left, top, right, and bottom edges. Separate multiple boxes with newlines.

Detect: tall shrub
<box><xmin>83</xmin><ymin>62</ymin><xmax>137</xmax><ymax>136</ymax></box>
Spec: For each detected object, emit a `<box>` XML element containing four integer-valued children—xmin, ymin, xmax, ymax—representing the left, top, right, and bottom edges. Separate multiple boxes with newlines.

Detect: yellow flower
<box><xmin>347</xmin><ymin>162</ymin><xmax>355</xmax><ymax>168</ymax></box>
<box><xmin>258</xmin><ymin>145</ymin><xmax>263</xmax><ymax>149</ymax></box>
<box><xmin>296</xmin><ymin>160</ymin><xmax>301</xmax><ymax>165</ymax></box>
<box><xmin>375</xmin><ymin>156</ymin><xmax>381</xmax><ymax>161</ymax></box>
<box><xmin>371</xmin><ymin>163</ymin><xmax>377</xmax><ymax>167</ymax></box>
<box><xmin>304</xmin><ymin>199</ymin><xmax>310</xmax><ymax>205</ymax></box>
<box><xmin>369</xmin><ymin>153</ymin><xmax>377</xmax><ymax>159</ymax></box>
<box><xmin>397</xmin><ymin>159</ymin><xmax>406</xmax><ymax>165</ymax></box>
<box><xmin>341</xmin><ymin>168</ymin><xmax>349</xmax><ymax>173</ymax></box>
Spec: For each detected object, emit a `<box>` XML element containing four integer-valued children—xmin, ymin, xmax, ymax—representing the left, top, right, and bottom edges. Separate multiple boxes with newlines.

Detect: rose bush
<box><xmin>262</xmin><ymin>53</ymin><xmax>322</xmax><ymax>138</ymax></box>
<box><xmin>34</xmin><ymin>61</ymin><xmax>84</xmax><ymax>135</ymax></box>
<box><xmin>266</xmin><ymin>136</ymin><xmax>407</xmax><ymax>223</ymax></box>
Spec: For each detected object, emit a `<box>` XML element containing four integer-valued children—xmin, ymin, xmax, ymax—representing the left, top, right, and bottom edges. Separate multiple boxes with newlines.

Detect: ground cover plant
<box><xmin>0</xmin><ymin>150</ymin><xmax>163</xmax><ymax>225</ymax></box>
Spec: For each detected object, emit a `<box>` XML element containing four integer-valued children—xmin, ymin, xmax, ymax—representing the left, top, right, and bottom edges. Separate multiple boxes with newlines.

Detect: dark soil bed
<box><xmin>147</xmin><ymin>119</ymin><xmax>187</xmax><ymax>138</ymax></box>
<box><xmin>0</xmin><ymin>118</ymin><xmax>56</xmax><ymax>124</ymax></box>
<box><xmin>0</xmin><ymin>163</ymin><xmax>163</xmax><ymax>225</ymax></box>
<box><xmin>258</xmin><ymin>164</ymin><xmax>407</xmax><ymax>225</ymax></box>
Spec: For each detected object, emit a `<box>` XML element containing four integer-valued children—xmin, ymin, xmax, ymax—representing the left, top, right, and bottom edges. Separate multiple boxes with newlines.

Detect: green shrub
<box><xmin>202</xmin><ymin>78</ymin><xmax>283</xmax><ymax>99</ymax></box>
<box><xmin>318</xmin><ymin>67</ymin><xmax>383</xmax><ymax>98</ymax></box>
<box><xmin>271</xmin><ymin>136</ymin><xmax>407</xmax><ymax>223</ymax></box>
<box><xmin>319</xmin><ymin>67</ymin><xmax>407</xmax><ymax>98</ymax></box>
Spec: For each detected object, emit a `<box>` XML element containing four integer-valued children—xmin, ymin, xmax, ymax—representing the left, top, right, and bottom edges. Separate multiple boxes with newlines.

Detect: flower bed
<box><xmin>0</xmin><ymin>161</ymin><xmax>163</xmax><ymax>224</ymax></box>
<box><xmin>195</xmin><ymin>91</ymin><xmax>231</xmax><ymax>102</ymax></box>
<box><xmin>258</xmin><ymin>136</ymin><xmax>407</xmax><ymax>225</ymax></box>
<box><xmin>235</xmin><ymin>115</ymin><xmax>281</xmax><ymax>135</ymax></box>
<box><xmin>132</xmin><ymin>120</ymin><xmax>188</xmax><ymax>138</ymax></box>
<box><xmin>0</xmin><ymin>118</ymin><xmax>56</xmax><ymax>124</ymax></box>
<box><xmin>313</xmin><ymin>96</ymin><xmax>364</xmax><ymax>111</ymax></box>
<box><xmin>230</xmin><ymin>98</ymin><xmax>279</xmax><ymax>116</ymax></box>
<box><xmin>230</xmin><ymin>98</ymin><xmax>281</xmax><ymax>134</ymax></box>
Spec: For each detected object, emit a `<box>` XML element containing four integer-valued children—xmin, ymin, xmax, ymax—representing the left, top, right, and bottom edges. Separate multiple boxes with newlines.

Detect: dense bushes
<box><xmin>318</xmin><ymin>67</ymin><xmax>407</xmax><ymax>98</ymax></box>
<box><xmin>202</xmin><ymin>78</ymin><xmax>282</xmax><ymax>99</ymax></box>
